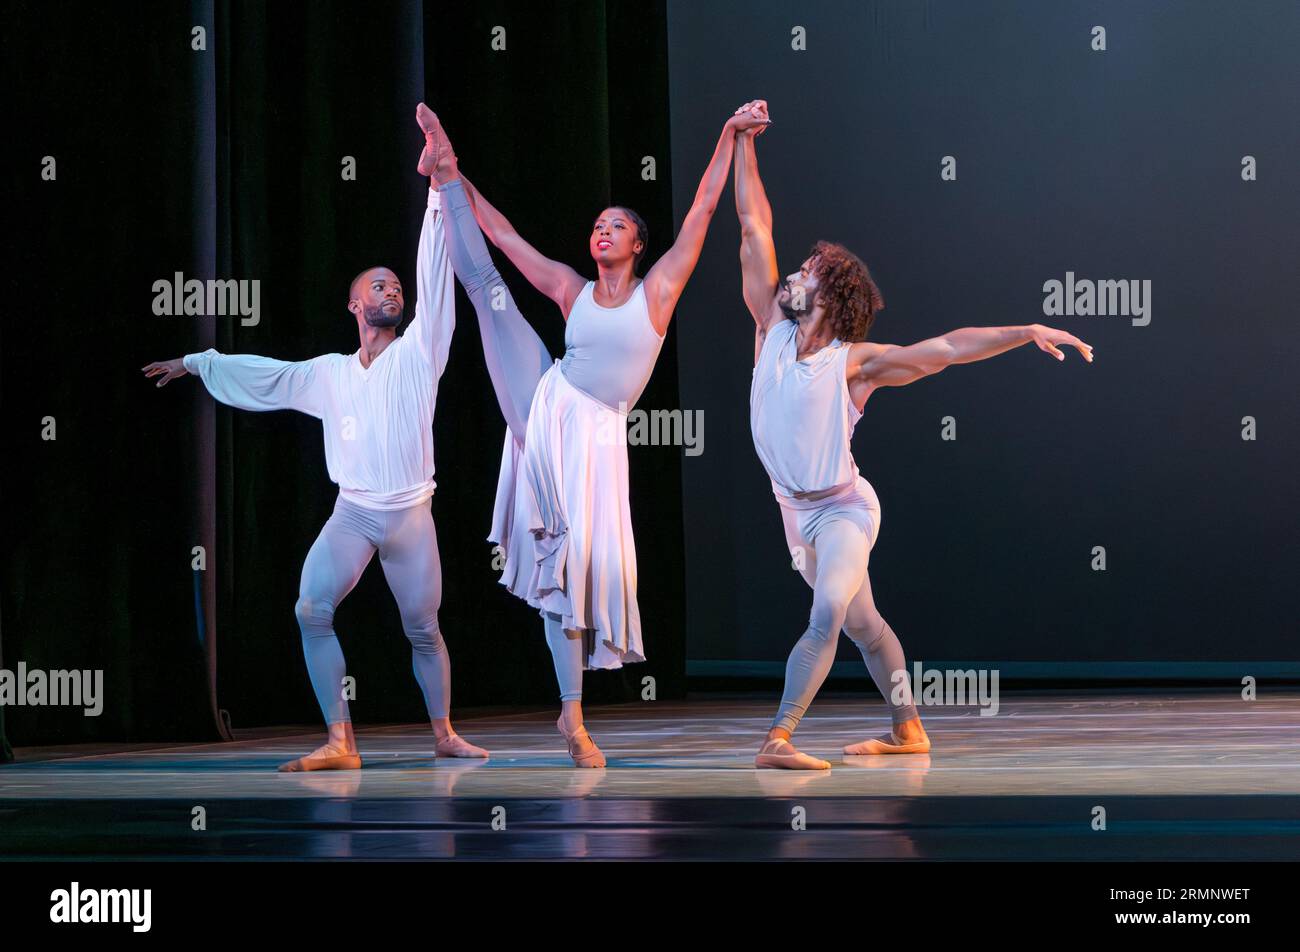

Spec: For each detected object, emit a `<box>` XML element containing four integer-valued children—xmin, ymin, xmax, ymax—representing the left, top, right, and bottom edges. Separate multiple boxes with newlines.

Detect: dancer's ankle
<box><xmin>432</xmin><ymin>155</ymin><xmax>459</xmax><ymax>187</ymax></box>
<box><xmin>327</xmin><ymin>721</ymin><xmax>357</xmax><ymax>754</ymax></box>
<box><xmin>893</xmin><ymin>716</ymin><xmax>925</xmax><ymax>740</ymax></box>
<box><xmin>430</xmin><ymin>717</ymin><xmax>454</xmax><ymax>743</ymax></box>
<box><xmin>559</xmin><ymin>702</ymin><xmax>584</xmax><ymax>732</ymax></box>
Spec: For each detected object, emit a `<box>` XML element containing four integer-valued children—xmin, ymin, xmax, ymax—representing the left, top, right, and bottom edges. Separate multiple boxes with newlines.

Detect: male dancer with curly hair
<box><xmin>733</xmin><ymin>101</ymin><xmax>1093</xmax><ymax>769</ymax></box>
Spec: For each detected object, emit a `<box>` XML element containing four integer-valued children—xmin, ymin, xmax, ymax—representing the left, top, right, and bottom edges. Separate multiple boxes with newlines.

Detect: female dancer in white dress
<box><xmin>414</xmin><ymin>102</ymin><xmax>769</xmax><ymax>765</ymax></box>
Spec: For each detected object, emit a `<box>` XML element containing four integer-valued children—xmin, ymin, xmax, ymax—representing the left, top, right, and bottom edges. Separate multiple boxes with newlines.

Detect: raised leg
<box><xmin>417</xmin><ymin>105</ymin><xmax>550</xmax><ymax>443</ymax></box>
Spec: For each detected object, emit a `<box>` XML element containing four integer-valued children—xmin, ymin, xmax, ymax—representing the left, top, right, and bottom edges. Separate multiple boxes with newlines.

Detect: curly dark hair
<box><xmin>808</xmin><ymin>240</ymin><xmax>884</xmax><ymax>342</ymax></box>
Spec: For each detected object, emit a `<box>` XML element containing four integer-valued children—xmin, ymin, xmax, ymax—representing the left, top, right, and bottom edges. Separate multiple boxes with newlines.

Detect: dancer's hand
<box><xmin>728</xmin><ymin>99</ymin><xmax>770</xmax><ymax>136</ymax></box>
<box><xmin>141</xmin><ymin>358</ymin><xmax>189</xmax><ymax>387</ymax></box>
<box><xmin>1029</xmin><ymin>325</ymin><xmax>1093</xmax><ymax>362</ymax></box>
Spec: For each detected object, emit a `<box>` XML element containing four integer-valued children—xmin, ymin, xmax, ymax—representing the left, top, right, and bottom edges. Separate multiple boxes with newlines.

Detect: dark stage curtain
<box><xmin>3</xmin><ymin>1</ymin><xmax>684</xmax><ymax>744</ymax></box>
<box><xmin>1</xmin><ymin>607</ymin><xmax>9</xmax><ymax>760</ymax></box>
<box><xmin>0</xmin><ymin>706</ymin><xmax>11</xmax><ymax>763</ymax></box>
<box><xmin>4</xmin><ymin>2</ymin><xmax>220</xmax><ymax>746</ymax></box>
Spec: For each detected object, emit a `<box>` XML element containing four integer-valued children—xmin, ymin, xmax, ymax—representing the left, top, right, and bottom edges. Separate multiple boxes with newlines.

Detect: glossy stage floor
<box><xmin>3</xmin><ymin>690</ymin><xmax>1299</xmax><ymax>860</ymax></box>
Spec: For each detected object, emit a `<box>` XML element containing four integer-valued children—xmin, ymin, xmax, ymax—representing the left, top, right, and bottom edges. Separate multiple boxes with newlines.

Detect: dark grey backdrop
<box><xmin>667</xmin><ymin>0</ymin><xmax>1300</xmax><ymax>674</ymax></box>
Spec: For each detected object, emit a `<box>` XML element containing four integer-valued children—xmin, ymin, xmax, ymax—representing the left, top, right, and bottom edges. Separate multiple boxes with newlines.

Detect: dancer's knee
<box><xmin>845</xmin><ymin>613</ymin><xmax>888</xmax><ymax>652</ymax></box>
<box><xmin>404</xmin><ymin>611</ymin><xmax>446</xmax><ymax>655</ymax></box>
<box><xmin>809</xmin><ymin>593</ymin><xmax>852</xmax><ymax>641</ymax></box>
<box><xmin>294</xmin><ymin>594</ymin><xmax>335</xmax><ymax>637</ymax></box>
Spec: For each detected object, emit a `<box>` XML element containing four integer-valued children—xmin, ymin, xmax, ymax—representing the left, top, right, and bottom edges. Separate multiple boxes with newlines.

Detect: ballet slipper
<box><xmin>434</xmin><ymin>733</ymin><xmax>490</xmax><ymax>759</ymax></box>
<box><xmin>557</xmin><ymin>716</ymin><xmax>607</xmax><ymax>768</ymax></box>
<box><xmin>277</xmin><ymin>744</ymin><xmax>362</xmax><ymax>773</ymax></box>
<box><xmin>416</xmin><ymin>102</ymin><xmax>440</xmax><ymax>176</ymax></box>
<box><xmin>416</xmin><ymin>102</ymin><xmax>438</xmax><ymax>135</ymax></box>
<box><xmin>754</xmin><ymin>737</ymin><xmax>831</xmax><ymax>770</ymax></box>
<box><xmin>415</xmin><ymin>105</ymin><xmax>458</xmax><ymax>183</ymax></box>
<box><xmin>417</xmin><ymin>133</ymin><xmax>440</xmax><ymax>178</ymax></box>
<box><xmin>843</xmin><ymin>730</ymin><xmax>931</xmax><ymax>755</ymax></box>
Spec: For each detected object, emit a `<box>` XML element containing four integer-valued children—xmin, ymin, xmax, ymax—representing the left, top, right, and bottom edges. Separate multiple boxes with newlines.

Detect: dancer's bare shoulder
<box><xmin>845</xmin><ymin>341</ymin><xmax>895</xmax><ymax>408</ymax></box>
<box><xmin>557</xmin><ymin>274</ymin><xmax>590</xmax><ymax>322</ymax></box>
<box><xmin>846</xmin><ymin>340</ymin><xmax>891</xmax><ymax>376</ymax></box>
<box><xmin>847</xmin><ymin>339</ymin><xmax>944</xmax><ymax>392</ymax></box>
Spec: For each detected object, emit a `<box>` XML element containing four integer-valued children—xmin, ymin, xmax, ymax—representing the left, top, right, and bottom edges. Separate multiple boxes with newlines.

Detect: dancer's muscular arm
<box><xmin>848</xmin><ymin>324</ymin><xmax>1094</xmax><ymax>400</ymax></box>
<box><xmin>643</xmin><ymin>102</ymin><xmax>769</xmax><ymax>336</ymax></box>
<box><xmin>733</xmin><ymin>104</ymin><xmax>782</xmax><ymax>362</ymax></box>
<box><xmin>455</xmin><ymin>174</ymin><xmax>587</xmax><ymax>318</ymax></box>
<box><xmin>142</xmin><ymin>351</ymin><xmax>327</xmax><ymax>416</ymax></box>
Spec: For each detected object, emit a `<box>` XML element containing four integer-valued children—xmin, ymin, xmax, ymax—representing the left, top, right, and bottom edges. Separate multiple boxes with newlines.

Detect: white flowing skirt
<box><xmin>489</xmin><ymin>361</ymin><xmax>645</xmax><ymax>670</ymax></box>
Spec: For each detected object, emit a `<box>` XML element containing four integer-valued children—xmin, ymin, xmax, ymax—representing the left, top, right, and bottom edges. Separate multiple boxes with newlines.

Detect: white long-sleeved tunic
<box><xmin>184</xmin><ymin>188</ymin><xmax>455</xmax><ymax>511</ymax></box>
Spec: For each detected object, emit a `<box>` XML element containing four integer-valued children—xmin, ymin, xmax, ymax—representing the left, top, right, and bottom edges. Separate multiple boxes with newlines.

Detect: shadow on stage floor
<box><xmin>3</xmin><ymin>691</ymin><xmax>1298</xmax><ymax>860</ymax></box>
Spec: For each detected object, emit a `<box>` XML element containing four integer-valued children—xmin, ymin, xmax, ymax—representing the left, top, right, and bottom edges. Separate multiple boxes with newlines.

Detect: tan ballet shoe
<box><xmin>843</xmin><ymin>730</ymin><xmax>931</xmax><ymax>755</ymax></box>
<box><xmin>415</xmin><ymin>104</ymin><xmax>458</xmax><ymax>182</ymax></box>
<box><xmin>277</xmin><ymin>744</ymin><xmax>362</xmax><ymax>773</ymax></box>
<box><xmin>434</xmin><ymin>733</ymin><xmax>490</xmax><ymax>759</ymax></box>
<box><xmin>754</xmin><ymin>737</ymin><xmax>831</xmax><ymax>770</ymax></box>
<box><xmin>417</xmin><ymin>135</ymin><xmax>440</xmax><ymax>178</ymax></box>
<box><xmin>557</xmin><ymin>716</ymin><xmax>607</xmax><ymax>768</ymax></box>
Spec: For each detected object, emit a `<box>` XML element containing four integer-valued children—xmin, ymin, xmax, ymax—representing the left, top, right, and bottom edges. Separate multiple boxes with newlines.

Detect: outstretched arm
<box><xmin>457</xmin><ymin>173</ymin><xmax>586</xmax><ymax>318</ymax></box>
<box><xmin>849</xmin><ymin>324</ymin><xmax>1094</xmax><ymax>392</ymax></box>
<box><xmin>143</xmin><ymin>350</ymin><xmax>327</xmax><ymax>417</ymax></box>
<box><xmin>643</xmin><ymin>102</ymin><xmax>770</xmax><ymax>335</ymax></box>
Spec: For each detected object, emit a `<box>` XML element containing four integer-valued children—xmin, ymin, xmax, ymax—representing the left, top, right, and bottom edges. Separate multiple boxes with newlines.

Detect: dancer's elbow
<box><xmin>929</xmin><ymin>338</ymin><xmax>959</xmax><ymax>370</ymax></box>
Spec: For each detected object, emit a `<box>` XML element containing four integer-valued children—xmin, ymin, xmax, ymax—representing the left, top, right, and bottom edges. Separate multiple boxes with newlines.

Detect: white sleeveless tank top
<box><xmin>560</xmin><ymin>280</ymin><xmax>665</xmax><ymax>411</ymax></box>
<box><xmin>750</xmin><ymin>319</ymin><xmax>863</xmax><ymax>505</ymax></box>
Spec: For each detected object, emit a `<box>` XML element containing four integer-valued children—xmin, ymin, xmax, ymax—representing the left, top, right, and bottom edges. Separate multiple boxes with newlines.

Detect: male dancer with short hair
<box><xmin>733</xmin><ymin>100</ymin><xmax>1093</xmax><ymax>769</ymax></box>
<box><xmin>142</xmin><ymin>155</ymin><xmax>488</xmax><ymax>771</ymax></box>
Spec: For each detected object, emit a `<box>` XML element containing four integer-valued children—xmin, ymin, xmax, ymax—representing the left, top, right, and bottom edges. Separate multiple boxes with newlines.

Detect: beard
<box><xmin>776</xmin><ymin>282</ymin><xmax>800</xmax><ymax>321</ymax></box>
<box><xmin>365</xmin><ymin>301</ymin><xmax>403</xmax><ymax>327</ymax></box>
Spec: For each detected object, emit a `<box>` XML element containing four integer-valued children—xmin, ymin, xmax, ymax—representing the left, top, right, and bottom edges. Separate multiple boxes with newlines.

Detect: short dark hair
<box><xmin>350</xmin><ymin>267</ymin><xmax>378</xmax><ymax>303</ymax></box>
<box><xmin>349</xmin><ymin>266</ymin><xmax>398</xmax><ymax>303</ymax></box>
<box><xmin>808</xmin><ymin>240</ymin><xmax>884</xmax><ymax>342</ymax></box>
<box><xmin>608</xmin><ymin>206</ymin><xmax>649</xmax><ymax>273</ymax></box>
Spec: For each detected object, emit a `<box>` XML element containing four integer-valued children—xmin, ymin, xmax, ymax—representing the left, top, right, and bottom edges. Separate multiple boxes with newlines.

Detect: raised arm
<box><xmin>849</xmin><ymin>324</ymin><xmax>1094</xmax><ymax>395</ymax></box>
<box><xmin>402</xmin><ymin>187</ymin><xmax>457</xmax><ymax>378</ymax></box>
<box><xmin>457</xmin><ymin>173</ymin><xmax>586</xmax><ymax>317</ymax></box>
<box><xmin>643</xmin><ymin>102</ymin><xmax>770</xmax><ymax>335</ymax></box>
<box><xmin>733</xmin><ymin>110</ymin><xmax>782</xmax><ymax>343</ymax></box>
<box><xmin>143</xmin><ymin>349</ymin><xmax>328</xmax><ymax>417</ymax></box>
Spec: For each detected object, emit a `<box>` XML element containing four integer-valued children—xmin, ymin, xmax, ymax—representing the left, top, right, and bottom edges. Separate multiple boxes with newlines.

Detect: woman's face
<box><xmin>589</xmin><ymin>207</ymin><xmax>642</xmax><ymax>267</ymax></box>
